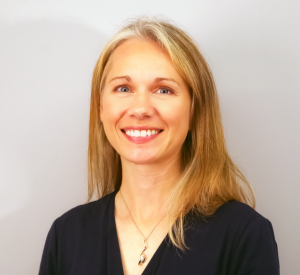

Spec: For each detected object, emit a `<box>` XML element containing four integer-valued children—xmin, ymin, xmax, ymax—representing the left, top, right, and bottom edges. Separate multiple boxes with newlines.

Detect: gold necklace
<box><xmin>119</xmin><ymin>190</ymin><xmax>167</xmax><ymax>265</ymax></box>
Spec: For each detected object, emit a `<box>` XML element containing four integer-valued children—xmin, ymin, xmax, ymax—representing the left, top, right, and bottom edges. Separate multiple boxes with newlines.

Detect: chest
<box><xmin>115</xmin><ymin>216</ymin><xmax>169</xmax><ymax>275</ymax></box>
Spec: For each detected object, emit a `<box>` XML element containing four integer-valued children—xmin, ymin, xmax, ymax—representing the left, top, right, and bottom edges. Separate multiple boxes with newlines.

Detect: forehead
<box><xmin>105</xmin><ymin>38</ymin><xmax>182</xmax><ymax>80</ymax></box>
<box><xmin>111</xmin><ymin>37</ymin><xmax>167</xmax><ymax>60</ymax></box>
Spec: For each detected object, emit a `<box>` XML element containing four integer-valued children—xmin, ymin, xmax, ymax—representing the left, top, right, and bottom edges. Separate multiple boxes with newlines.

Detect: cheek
<box><xmin>101</xmin><ymin>102</ymin><xmax>121</xmax><ymax>146</ymax></box>
<box><xmin>101</xmin><ymin>97</ymin><xmax>123</xmax><ymax>124</ymax></box>
<box><xmin>159</xmin><ymin>99</ymin><xmax>190</xmax><ymax>130</ymax></box>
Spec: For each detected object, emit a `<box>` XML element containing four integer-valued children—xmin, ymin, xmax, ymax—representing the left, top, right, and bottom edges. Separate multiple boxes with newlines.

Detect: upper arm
<box><xmin>229</xmin><ymin>216</ymin><xmax>280</xmax><ymax>275</ymax></box>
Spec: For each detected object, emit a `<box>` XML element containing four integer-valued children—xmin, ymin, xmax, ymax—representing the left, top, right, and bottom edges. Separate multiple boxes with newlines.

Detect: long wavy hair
<box><xmin>87</xmin><ymin>15</ymin><xmax>255</xmax><ymax>250</ymax></box>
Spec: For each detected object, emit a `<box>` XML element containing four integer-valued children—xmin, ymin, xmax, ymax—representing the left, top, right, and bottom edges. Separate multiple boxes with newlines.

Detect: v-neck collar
<box><xmin>107</xmin><ymin>190</ymin><xmax>170</xmax><ymax>275</ymax></box>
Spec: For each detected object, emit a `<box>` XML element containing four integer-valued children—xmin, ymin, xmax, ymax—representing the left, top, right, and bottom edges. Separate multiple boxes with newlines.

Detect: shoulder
<box><xmin>216</xmin><ymin>199</ymin><xmax>276</xmax><ymax>234</ymax></box>
<box><xmin>194</xmin><ymin>200</ymin><xmax>275</xmax><ymax>243</ymax></box>
<box><xmin>214</xmin><ymin>201</ymin><xmax>279</xmax><ymax>273</ymax></box>
<box><xmin>213</xmin><ymin>200</ymin><xmax>263</xmax><ymax>224</ymax></box>
<box><xmin>53</xmin><ymin>191</ymin><xmax>116</xmax><ymax>233</ymax></box>
<box><xmin>211</xmin><ymin>200</ymin><xmax>267</xmax><ymax>227</ymax></box>
<box><xmin>208</xmin><ymin>201</ymin><xmax>278</xmax><ymax>253</ymax></box>
<box><xmin>39</xmin><ymin>191</ymin><xmax>117</xmax><ymax>273</ymax></box>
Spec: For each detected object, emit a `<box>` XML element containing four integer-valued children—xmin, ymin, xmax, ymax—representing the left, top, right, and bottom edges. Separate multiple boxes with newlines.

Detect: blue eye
<box><xmin>119</xmin><ymin>87</ymin><xmax>130</xmax><ymax>93</ymax></box>
<box><xmin>158</xmin><ymin>88</ymin><xmax>172</xmax><ymax>94</ymax></box>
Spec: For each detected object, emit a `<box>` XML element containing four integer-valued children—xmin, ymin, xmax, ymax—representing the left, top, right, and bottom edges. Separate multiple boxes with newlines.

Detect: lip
<box><xmin>121</xmin><ymin>129</ymin><xmax>163</xmax><ymax>144</ymax></box>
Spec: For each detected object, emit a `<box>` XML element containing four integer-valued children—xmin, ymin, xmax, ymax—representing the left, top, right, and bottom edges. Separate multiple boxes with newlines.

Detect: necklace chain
<box><xmin>119</xmin><ymin>189</ymin><xmax>167</xmax><ymax>242</ymax></box>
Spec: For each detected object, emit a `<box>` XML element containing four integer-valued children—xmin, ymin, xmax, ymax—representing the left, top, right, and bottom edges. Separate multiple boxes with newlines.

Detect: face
<box><xmin>100</xmin><ymin>37</ymin><xmax>191</xmax><ymax>166</ymax></box>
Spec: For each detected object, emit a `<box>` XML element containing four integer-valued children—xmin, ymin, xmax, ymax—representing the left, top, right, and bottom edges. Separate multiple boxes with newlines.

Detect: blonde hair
<box><xmin>87</xmin><ymin>15</ymin><xmax>255</xmax><ymax>250</ymax></box>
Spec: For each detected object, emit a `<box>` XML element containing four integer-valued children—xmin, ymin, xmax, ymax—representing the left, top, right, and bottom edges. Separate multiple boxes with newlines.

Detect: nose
<box><xmin>127</xmin><ymin>92</ymin><xmax>155</xmax><ymax>120</ymax></box>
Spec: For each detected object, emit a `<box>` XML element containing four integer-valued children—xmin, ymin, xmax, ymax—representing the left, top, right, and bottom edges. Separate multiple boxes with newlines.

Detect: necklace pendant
<box><xmin>138</xmin><ymin>253</ymin><xmax>145</xmax><ymax>265</ymax></box>
<box><xmin>138</xmin><ymin>242</ymin><xmax>147</xmax><ymax>265</ymax></box>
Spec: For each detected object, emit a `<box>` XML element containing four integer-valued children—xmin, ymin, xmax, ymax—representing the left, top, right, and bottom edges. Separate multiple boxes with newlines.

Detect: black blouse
<box><xmin>38</xmin><ymin>190</ymin><xmax>280</xmax><ymax>275</ymax></box>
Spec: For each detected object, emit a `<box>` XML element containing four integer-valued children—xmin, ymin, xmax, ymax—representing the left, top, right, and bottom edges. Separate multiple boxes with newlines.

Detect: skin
<box><xmin>100</xmin><ymin>37</ymin><xmax>191</xmax><ymax>275</ymax></box>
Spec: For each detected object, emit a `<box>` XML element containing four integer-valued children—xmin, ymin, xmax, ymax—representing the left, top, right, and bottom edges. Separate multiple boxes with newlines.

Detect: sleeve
<box><xmin>38</xmin><ymin>220</ymin><xmax>58</xmax><ymax>275</ymax></box>
<box><xmin>229</xmin><ymin>216</ymin><xmax>280</xmax><ymax>275</ymax></box>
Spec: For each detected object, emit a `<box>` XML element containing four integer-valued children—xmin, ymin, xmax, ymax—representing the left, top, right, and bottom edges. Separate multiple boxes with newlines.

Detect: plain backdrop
<box><xmin>0</xmin><ymin>0</ymin><xmax>299</xmax><ymax>274</ymax></box>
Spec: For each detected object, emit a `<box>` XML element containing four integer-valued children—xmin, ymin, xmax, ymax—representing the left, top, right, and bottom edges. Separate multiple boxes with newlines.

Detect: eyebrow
<box><xmin>154</xmin><ymin>77</ymin><xmax>180</xmax><ymax>86</ymax></box>
<box><xmin>108</xmin><ymin>75</ymin><xmax>180</xmax><ymax>87</ymax></box>
<box><xmin>109</xmin><ymin>75</ymin><xmax>131</xmax><ymax>83</ymax></box>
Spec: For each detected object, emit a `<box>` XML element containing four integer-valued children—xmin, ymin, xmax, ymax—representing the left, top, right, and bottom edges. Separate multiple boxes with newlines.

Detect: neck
<box><xmin>118</xmin><ymin>155</ymin><xmax>181</xmax><ymax>224</ymax></box>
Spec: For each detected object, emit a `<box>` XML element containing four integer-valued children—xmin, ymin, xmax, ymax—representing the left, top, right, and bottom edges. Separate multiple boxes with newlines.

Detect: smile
<box><xmin>121</xmin><ymin>129</ymin><xmax>163</xmax><ymax>144</ymax></box>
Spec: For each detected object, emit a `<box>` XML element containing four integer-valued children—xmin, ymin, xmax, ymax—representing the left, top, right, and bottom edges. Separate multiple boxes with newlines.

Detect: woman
<box><xmin>39</xmin><ymin>16</ymin><xmax>279</xmax><ymax>275</ymax></box>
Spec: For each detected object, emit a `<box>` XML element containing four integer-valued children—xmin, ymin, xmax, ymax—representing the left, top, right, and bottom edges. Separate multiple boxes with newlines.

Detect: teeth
<box><xmin>133</xmin><ymin>130</ymin><xmax>140</xmax><ymax>137</ymax></box>
<box><xmin>124</xmin><ymin>130</ymin><xmax>159</xmax><ymax>137</ymax></box>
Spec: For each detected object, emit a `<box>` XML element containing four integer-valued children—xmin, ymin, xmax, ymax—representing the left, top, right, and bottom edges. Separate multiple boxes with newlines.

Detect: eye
<box><xmin>118</xmin><ymin>86</ymin><xmax>130</xmax><ymax>93</ymax></box>
<box><xmin>157</xmin><ymin>87</ymin><xmax>173</xmax><ymax>95</ymax></box>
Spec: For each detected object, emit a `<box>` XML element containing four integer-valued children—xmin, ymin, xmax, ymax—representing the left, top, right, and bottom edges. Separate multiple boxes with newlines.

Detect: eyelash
<box><xmin>114</xmin><ymin>85</ymin><xmax>174</xmax><ymax>95</ymax></box>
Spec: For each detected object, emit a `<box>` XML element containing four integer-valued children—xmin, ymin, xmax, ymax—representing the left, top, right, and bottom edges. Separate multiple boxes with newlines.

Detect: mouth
<box><xmin>121</xmin><ymin>129</ymin><xmax>163</xmax><ymax>137</ymax></box>
<box><xmin>121</xmin><ymin>129</ymin><xmax>163</xmax><ymax>133</ymax></box>
<box><xmin>120</xmin><ymin>129</ymin><xmax>164</xmax><ymax>144</ymax></box>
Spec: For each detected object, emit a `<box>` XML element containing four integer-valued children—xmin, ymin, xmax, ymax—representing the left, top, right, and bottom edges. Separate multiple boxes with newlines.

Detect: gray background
<box><xmin>0</xmin><ymin>0</ymin><xmax>299</xmax><ymax>274</ymax></box>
